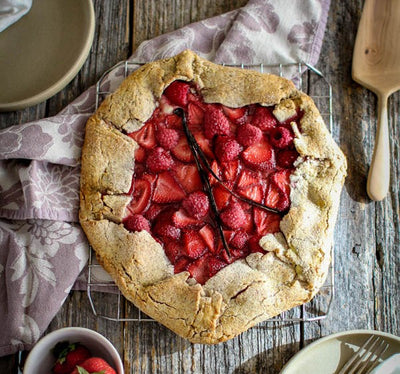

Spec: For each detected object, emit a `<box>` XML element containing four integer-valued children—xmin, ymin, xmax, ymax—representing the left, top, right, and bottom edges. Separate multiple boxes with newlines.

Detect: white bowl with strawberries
<box><xmin>23</xmin><ymin>327</ymin><xmax>123</xmax><ymax>374</ymax></box>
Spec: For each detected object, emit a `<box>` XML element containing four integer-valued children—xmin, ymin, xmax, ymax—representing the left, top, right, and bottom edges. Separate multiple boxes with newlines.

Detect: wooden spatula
<box><xmin>352</xmin><ymin>0</ymin><xmax>400</xmax><ymax>201</ymax></box>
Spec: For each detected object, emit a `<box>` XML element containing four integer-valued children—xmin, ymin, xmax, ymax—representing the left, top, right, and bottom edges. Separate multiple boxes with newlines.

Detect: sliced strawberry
<box><xmin>207</xmin><ymin>257</ymin><xmax>227</xmax><ymax>278</ymax></box>
<box><xmin>230</xmin><ymin>230</ymin><xmax>249</xmax><ymax>249</ymax></box>
<box><xmin>164</xmin><ymin>81</ymin><xmax>190</xmax><ymax>107</ymax></box>
<box><xmin>237</xmin><ymin>169</ymin><xmax>262</xmax><ymax>189</ymax></box>
<box><xmin>187</xmin><ymin>102</ymin><xmax>204</xmax><ymax>131</ymax></box>
<box><xmin>241</xmin><ymin>138</ymin><xmax>275</xmax><ymax>171</ymax></box>
<box><xmin>220</xmin><ymin>159</ymin><xmax>240</xmax><ymax>182</ymax></box>
<box><xmin>152</xmin><ymin>172</ymin><xmax>186</xmax><ymax>203</ymax></box>
<box><xmin>144</xmin><ymin>204</ymin><xmax>164</xmax><ymax>220</ymax></box>
<box><xmin>212</xmin><ymin>184</ymin><xmax>232</xmax><ymax>210</ymax></box>
<box><xmin>129</xmin><ymin>122</ymin><xmax>156</xmax><ymax>149</ymax></box>
<box><xmin>174</xmin><ymin>256</ymin><xmax>191</xmax><ymax>273</ymax></box>
<box><xmin>222</xmin><ymin>106</ymin><xmax>246</xmax><ymax>122</ymax></box>
<box><xmin>172</xmin><ymin>208</ymin><xmax>203</xmax><ymax>228</ymax></box>
<box><xmin>187</xmin><ymin>255</ymin><xmax>209</xmax><ymax>284</ymax></box>
<box><xmin>271</xmin><ymin>169</ymin><xmax>291</xmax><ymax>196</ymax></box>
<box><xmin>164</xmin><ymin>240</ymin><xmax>183</xmax><ymax>263</ymax></box>
<box><xmin>199</xmin><ymin>224</ymin><xmax>216</xmax><ymax>253</ymax></box>
<box><xmin>134</xmin><ymin>147</ymin><xmax>146</xmax><ymax>163</ymax></box>
<box><xmin>193</xmin><ymin>131</ymin><xmax>214</xmax><ymax>159</ymax></box>
<box><xmin>242</xmin><ymin>208</ymin><xmax>254</xmax><ymax>233</ymax></box>
<box><xmin>124</xmin><ymin>214</ymin><xmax>151</xmax><ymax>232</ymax></box>
<box><xmin>264</xmin><ymin>182</ymin><xmax>282</xmax><ymax>210</ymax></box>
<box><xmin>165</xmin><ymin>113</ymin><xmax>182</xmax><ymax>129</ymax></box>
<box><xmin>248</xmin><ymin>235</ymin><xmax>265</xmax><ymax>254</ymax></box>
<box><xmin>183</xmin><ymin>230</ymin><xmax>207</xmax><ymax>259</ymax></box>
<box><xmin>209</xmin><ymin>160</ymin><xmax>221</xmax><ymax>185</ymax></box>
<box><xmin>237</xmin><ymin>184</ymin><xmax>263</xmax><ymax>203</ymax></box>
<box><xmin>127</xmin><ymin>178</ymin><xmax>152</xmax><ymax>214</ymax></box>
<box><xmin>171</xmin><ymin>137</ymin><xmax>194</xmax><ymax>163</ymax></box>
<box><xmin>173</xmin><ymin>163</ymin><xmax>202</xmax><ymax>193</ymax></box>
<box><xmin>253</xmin><ymin>208</ymin><xmax>281</xmax><ymax>236</ymax></box>
<box><xmin>222</xmin><ymin>230</ymin><xmax>235</xmax><ymax>243</ymax></box>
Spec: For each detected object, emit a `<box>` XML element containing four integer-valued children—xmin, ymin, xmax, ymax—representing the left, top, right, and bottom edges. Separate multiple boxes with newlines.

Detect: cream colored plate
<box><xmin>0</xmin><ymin>0</ymin><xmax>95</xmax><ymax>111</ymax></box>
<box><xmin>280</xmin><ymin>330</ymin><xmax>400</xmax><ymax>374</ymax></box>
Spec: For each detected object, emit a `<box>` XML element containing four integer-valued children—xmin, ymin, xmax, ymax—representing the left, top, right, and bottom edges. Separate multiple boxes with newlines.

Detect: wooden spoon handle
<box><xmin>367</xmin><ymin>94</ymin><xmax>390</xmax><ymax>201</ymax></box>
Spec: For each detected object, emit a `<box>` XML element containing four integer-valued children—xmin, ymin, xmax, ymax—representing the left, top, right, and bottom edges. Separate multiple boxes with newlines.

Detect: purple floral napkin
<box><xmin>0</xmin><ymin>0</ymin><xmax>330</xmax><ymax>356</ymax></box>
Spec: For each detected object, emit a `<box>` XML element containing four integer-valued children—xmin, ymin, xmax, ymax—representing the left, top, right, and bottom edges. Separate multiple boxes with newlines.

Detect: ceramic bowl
<box><xmin>23</xmin><ymin>327</ymin><xmax>124</xmax><ymax>374</ymax></box>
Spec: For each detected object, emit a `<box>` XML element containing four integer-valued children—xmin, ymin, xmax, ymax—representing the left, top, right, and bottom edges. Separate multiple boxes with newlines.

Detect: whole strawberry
<box><xmin>52</xmin><ymin>341</ymin><xmax>91</xmax><ymax>374</ymax></box>
<box><xmin>71</xmin><ymin>357</ymin><xmax>117</xmax><ymax>374</ymax></box>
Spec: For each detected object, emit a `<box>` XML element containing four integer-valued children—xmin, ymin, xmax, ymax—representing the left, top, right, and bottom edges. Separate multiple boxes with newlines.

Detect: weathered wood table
<box><xmin>1</xmin><ymin>1</ymin><xmax>399</xmax><ymax>373</ymax></box>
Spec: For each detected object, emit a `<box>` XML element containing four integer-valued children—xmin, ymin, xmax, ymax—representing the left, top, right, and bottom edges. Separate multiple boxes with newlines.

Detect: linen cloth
<box><xmin>0</xmin><ymin>0</ymin><xmax>31</xmax><ymax>32</ymax></box>
<box><xmin>0</xmin><ymin>0</ymin><xmax>330</xmax><ymax>356</ymax></box>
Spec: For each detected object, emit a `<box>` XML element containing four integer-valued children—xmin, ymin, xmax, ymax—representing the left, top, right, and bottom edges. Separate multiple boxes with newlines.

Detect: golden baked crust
<box><xmin>79</xmin><ymin>50</ymin><xmax>347</xmax><ymax>344</ymax></box>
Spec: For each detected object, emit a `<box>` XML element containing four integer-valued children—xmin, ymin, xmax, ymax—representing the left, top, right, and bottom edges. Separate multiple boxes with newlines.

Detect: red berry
<box><xmin>277</xmin><ymin>149</ymin><xmax>298</xmax><ymax>168</ymax></box>
<box><xmin>207</xmin><ymin>257</ymin><xmax>227</xmax><ymax>278</ymax></box>
<box><xmin>183</xmin><ymin>230</ymin><xmax>207</xmax><ymax>259</ymax></box>
<box><xmin>129</xmin><ymin>122</ymin><xmax>157</xmax><ymax>149</ymax></box>
<box><xmin>204</xmin><ymin>106</ymin><xmax>231</xmax><ymax>139</ymax></box>
<box><xmin>187</xmin><ymin>102</ymin><xmax>204</xmax><ymax>130</ymax></box>
<box><xmin>199</xmin><ymin>224</ymin><xmax>216</xmax><ymax>252</ymax></box>
<box><xmin>171</xmin><ymin>137</ymin><xmax>194</xmax><ymax>163</ymax></box>
<box><xmin>52</xmin><ymin>342</ymin><xmax>91</xmax><ymax>374</ymax></box>
<box><xmin>124</xmin><ymin>214</ymin><xmax>151</xmax><ymax>232</ymax></box>
<box><xmin>152</xmin><ymin>172</ymin><xmax>186</xmax><ymax>203</ymax></box>
<box><xmin>182</xmin><ymin>191</ymin><xmax>210</xmax><ymax>219</ymax></box>
<box><xmin>127</xmin><ymin>178</ymin><xmax>152</xmax><ymax>214</ymax></box>
<box><xmin>241</xmin><ymin>138</ymin><xmax>275</xmax><ymax>171</ymax></box>
<box><xmin>220</xmin><ymin>200</ymin><xmax>246</xmax><ymax>230</ymax></box>
<box><xmin>71</xmin><ymin>357</ymin><xmax>116</xmax><ymax>374</ymax></box>
<box><xmin>146</xmin><ymin>147</ymin><xmax>174</xmax><ymax>173</ymax></box>
<box><xmin>144</xmin><ymin>204</ymin><xmax>163</xmax><ymax>220</ymax></box>
<box><xmin>156</xmin><ymin>127</ymin><xmax>179</xmax><ymax>150</ymax></box>
<box><xmin>252</xmin><ymin>106</ymin><xmax>277</xmax><ymax>130</ymax></box>
<box><xmin>230</xmin><ymin>230</ymin><xmax>249</xmax><ymax>249</ymax></box>
<box><xmin>269</xmin><ymin>127</ymin><xmax>294</xmax><ymax>149</ymax></box>
<box><xmin>237</xmin><ymin>123</ymin><xmax>262</xmax><ymax>146</ymax></box>
<box><xmin>222</xmin><ymin>106</ymin><xmax>246</xmax><ymax>122</ymax></box>
<box><xmin>154</xmin><ymin>221</ymin><xmax>181</xmax><ymax>240</ymax></box>
<box><xmin>173</xmin><ymin>163</ymin><xmax>202</xmax><ymax>193</ymax></box>
<box><xmin>164</xmin><ymin>240</ymin><xmax>183</xmax><ymax>263</ymax></box>
<box><xmin>253</xmin><ymin>208</ymin><xmax>281</xmax><ymax>236</ymax></box>
<box><xmin>215</xmin><ymin>137</ymin><xmax>242</xmax><ymax>162</ymax></box>
<box><xmin>172</xmin><ymin>208</ymin><xmax>203</xmax><ymax>228</ymax></box>
<box><xmin>164</xmin><ymin>81</ymin><xmax>190</xmax><ymax>107</ymax></box>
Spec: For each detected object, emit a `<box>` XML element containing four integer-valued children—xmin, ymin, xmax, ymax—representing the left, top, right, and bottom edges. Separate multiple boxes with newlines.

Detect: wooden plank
<box><xmin>131</xmin><ymin>0</ymin><xmax>247</xmax><ymax>53</ymax></box>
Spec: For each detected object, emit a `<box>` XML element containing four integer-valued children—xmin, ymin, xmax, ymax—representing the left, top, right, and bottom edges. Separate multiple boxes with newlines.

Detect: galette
<box><xmin>79</xmin><ymin>50</ymin><xmax>347</xmax><ymax>344</ymax></box>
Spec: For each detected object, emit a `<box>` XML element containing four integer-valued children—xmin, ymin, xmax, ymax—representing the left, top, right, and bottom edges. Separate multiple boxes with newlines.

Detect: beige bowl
<box><xmin>0</xmin><ymin>0</ymin><xmax>95</xmax><ymax>111</ymax></box>
<box><xmin>23</xmin><ymin>327</ymin><xmax>124</xmax><ymax>374</ymax></box>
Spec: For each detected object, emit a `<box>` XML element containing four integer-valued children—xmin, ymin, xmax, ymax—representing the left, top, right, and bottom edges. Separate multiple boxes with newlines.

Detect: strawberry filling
<box><xmin>124</xmin><ymin>80</ymin><xmax>302</xmax><ymax>284</ymax></box>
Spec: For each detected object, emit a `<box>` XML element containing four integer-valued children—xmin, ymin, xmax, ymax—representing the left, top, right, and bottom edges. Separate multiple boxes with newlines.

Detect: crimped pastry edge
<box><xmin>79</xmin><ymin>50</ymin><xmax>347</xmax><ymax>344</ymax></box>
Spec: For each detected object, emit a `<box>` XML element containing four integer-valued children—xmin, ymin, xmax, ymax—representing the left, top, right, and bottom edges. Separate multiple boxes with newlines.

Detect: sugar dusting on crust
<box><xmin>79</xmin><ymin>50</ymin><xmax>347</xmax><ymax>344</ymax></box>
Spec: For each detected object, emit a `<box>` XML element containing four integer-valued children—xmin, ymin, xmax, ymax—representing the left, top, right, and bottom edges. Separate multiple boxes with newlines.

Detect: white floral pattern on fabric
<box><xmin>10</xmin><ymin>314</ymin><xmax>40</xmax><ymax>346</ymax></box>
<box><xmin>0</xmin><ymin>0</ymin><xmax>331</xmax><ymax>357</ymax></box>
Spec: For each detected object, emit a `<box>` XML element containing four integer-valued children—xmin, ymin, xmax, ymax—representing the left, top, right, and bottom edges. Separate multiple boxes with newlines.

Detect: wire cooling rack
<box><xmin>87</xmin><ymin>60</ymin><xmax>335</xmax><ymax>323</ymax></box>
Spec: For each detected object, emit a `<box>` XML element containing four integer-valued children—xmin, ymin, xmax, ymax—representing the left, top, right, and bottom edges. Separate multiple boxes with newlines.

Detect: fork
<box><xmin>338</xmin><ymin>335</ymin><xmax>390</xmax><ymax>374</ymax></box>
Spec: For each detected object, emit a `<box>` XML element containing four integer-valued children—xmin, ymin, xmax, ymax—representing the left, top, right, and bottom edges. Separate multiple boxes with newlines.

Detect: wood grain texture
<box><xmin>0</xmin><ymin>0</ymin><xmax>399</xmax><ymax>373</ymax></box>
